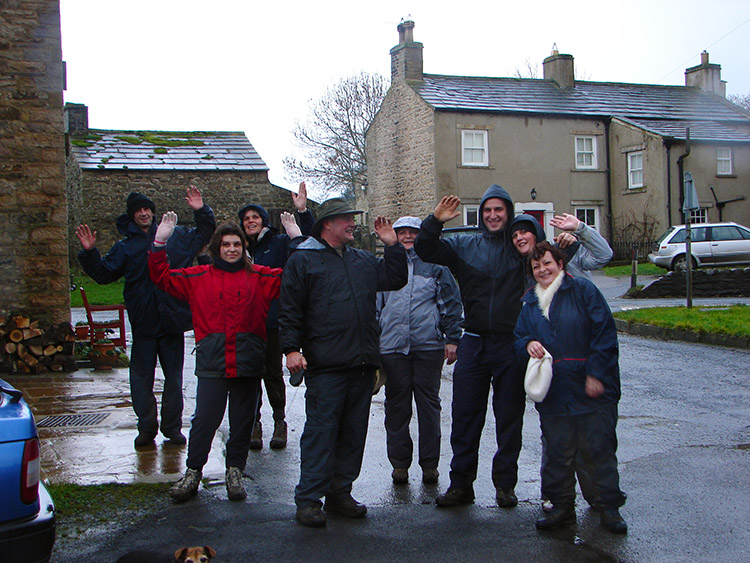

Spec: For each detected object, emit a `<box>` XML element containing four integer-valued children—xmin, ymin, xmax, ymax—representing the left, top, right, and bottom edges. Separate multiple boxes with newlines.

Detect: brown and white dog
<box><xmin>116</xmin><ymin>545</ymin><xmax>216</xmax><ymax>563</ymax></box>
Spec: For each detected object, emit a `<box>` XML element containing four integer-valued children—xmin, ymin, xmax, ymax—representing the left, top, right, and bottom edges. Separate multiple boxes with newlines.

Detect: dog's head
<box><xmin>175</xmin><ymin>546</ymin><xmax>216</xmax><ymax>563</ymax></box>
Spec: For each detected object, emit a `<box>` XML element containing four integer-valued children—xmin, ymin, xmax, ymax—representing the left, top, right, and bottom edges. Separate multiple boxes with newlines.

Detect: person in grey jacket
<box><xmin>377</xmin><ymin>216</ymin><xmax>463</xmax><ymax>486</ymax></box>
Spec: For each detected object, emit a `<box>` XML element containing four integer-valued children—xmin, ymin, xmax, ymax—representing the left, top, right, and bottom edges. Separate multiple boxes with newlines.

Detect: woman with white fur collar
<box><xmin>514</xmin><ymin>241</ymin><xmax>627</xmax><ymax>535</ymax></box>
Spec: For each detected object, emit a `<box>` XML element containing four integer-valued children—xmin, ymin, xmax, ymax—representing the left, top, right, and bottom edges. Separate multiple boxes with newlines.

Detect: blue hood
<box><xmin>509</xmin><ymin>214</ymin><xmax>546</xmax><ymax>244</ymax></box>
<box><xmin>479</xmin><ymin>184</ymin><xmax>514</xmax><ymax>234</ymax></box>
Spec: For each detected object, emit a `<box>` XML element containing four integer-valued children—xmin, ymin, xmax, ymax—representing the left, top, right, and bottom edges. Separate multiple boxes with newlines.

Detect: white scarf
<box><xmin>534</xmin><ymin>271</ymin><xmax>565</xmax><ymax>320</ymax></box>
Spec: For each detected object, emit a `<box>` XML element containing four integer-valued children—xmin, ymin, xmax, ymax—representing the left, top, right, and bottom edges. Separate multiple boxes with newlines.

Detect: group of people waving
<box><xmin>78</xmin><ymin>182</ymin><xmax>626</xmax><ymax>535</ymax></box>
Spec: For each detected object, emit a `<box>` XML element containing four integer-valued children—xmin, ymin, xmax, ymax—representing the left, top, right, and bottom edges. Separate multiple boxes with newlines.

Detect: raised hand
<box><xmin>185</xmin><ymin>185</ymin><xmax>204</xmax><ymax>211</ymax></box>
<box><xmin>292</xmin><ymin>181</ymin><xmax>307</xmax><ymax>212</ymax></box>
<box><xmin>433</xmin><ymin>195</ymin><xmax>461</xmax><ymax>224</ymax></box>
<box><xmin>75</xmin><ymin>224</ymin><xmax>97</xmax><ymax>251</ymax></box>
<box><xmin>155</xmin><ymin>211</ymin><xmax>178</xmax><ymax>244</ymax></box>
<box><xmin>374</xmin><ymin>216</ymin><xmax>397</xmax><ymax>246</ymax></box>
<box><xmin>549</xmin><ymin>213</ymin><xmax>581</xmax><ymax>232</ymax></box>
<box><xmin>280</xmin><ymin>211</ymin><xmax>302</xmax><ymax>238</ymax></box>
<box><xmin>554</xmin><ymin>232</ymin><xmax>578</xmax><ymax>248</ymax></box>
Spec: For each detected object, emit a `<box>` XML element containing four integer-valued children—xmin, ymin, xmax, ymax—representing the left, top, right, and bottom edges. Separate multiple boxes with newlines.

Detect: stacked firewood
<box><xmin>0</xmin><ymin>314</ymin><xmax>77</xmax><ymax>374</ymax></box>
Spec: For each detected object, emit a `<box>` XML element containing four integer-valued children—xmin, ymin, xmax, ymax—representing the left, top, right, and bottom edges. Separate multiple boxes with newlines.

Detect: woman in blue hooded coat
<box><xmin>514</xmin><ymin>241</ymin><xmax>627</xmax><ymax>534</ymax></box>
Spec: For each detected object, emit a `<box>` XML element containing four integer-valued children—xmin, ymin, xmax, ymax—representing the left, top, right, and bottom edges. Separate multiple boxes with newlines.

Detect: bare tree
<box><xmin>513</xmin><ymin>58</ymin><xmax>539</xmax><ymax>79</ymax></box>
<box><xmin>728</xmin><ymin>93</ymin><xmax>750</xmax><ymax>113</ymax></box>
<box><xmin>284</xmin><ymin>72</ymin><xmax>388</xmax><ymax>201</ymax></box>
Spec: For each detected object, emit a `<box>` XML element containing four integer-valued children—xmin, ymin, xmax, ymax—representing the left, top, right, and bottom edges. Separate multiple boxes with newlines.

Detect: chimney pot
<box><xmin>685</xmin><ymin>51</ymin><xmax>725</xmax><ymax>97</ymax></box>
<box><xmin>391</xmin><ymin>19</ymin><xmax>423</xmax><ymax>83</ymax></box>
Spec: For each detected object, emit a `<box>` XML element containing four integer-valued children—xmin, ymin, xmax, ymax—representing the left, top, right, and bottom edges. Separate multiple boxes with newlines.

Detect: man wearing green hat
<box><xmin>279</xmin><ymin>198</ymin><xmax>408</xmax><ymax>527</ymax></box>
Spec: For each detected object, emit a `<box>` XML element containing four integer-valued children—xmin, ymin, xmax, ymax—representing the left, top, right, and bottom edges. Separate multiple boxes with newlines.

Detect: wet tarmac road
<box><xmin>4</xmin><ymin>275</ymin><xmax>750</xmax><ymax>561</ymax></box>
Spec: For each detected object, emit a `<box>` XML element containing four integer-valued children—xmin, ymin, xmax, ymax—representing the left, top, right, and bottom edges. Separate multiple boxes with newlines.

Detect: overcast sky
<box><xmin>60</xmin><ymin>0</ymin><xmax>750</xmax><ymax>200</ymax></box>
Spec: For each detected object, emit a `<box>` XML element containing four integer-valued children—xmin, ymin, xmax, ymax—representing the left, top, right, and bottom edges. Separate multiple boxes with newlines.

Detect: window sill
<box><xmin>716</xmin><ymin>174</ymin><xmax>737</xmax><ymax>179</ymax></box>
<box><xmin>571</xmin><ymin>168</ymin><xmax>605</xmax><ymax>173</ymax></box>
<box><xmin>458</xmin><ymin>165</ymin><xmax>493</xmax><ymax>170</ymax></box>
<box><xmin>623</xmin><ymin>186</ymin><xmax>647</xmax><ymax>194</ymax></box>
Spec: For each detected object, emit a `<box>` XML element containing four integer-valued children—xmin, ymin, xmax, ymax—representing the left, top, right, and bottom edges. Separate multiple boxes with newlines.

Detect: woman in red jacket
<box><xmin>149</xmin><ymin>213</ymin><xmax>282</xmax><ymax>503</ymax></box>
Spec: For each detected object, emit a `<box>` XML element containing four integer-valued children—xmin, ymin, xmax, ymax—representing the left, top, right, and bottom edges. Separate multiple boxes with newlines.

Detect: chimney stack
<box><xmin>543</xmin><ymin>48</ymin><xmax>574</xmax><ymax>89</ymax></box>
<box><xmin>64</xmin><ymin>102</ymin><xmax>88</xmax><ymax>134</ymax></box>
<box><xmin>391</xmin><ymin>19</ymin><xmax>423</xmax><ymax>83</ymax></box>
<box><xmin>685</xmin><ymin>51</ymin><xmax>726</xmax><ymax>97</ymax></box>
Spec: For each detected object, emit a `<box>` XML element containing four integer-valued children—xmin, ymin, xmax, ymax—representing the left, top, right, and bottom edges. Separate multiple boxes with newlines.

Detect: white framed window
<box><xmin>463</xmin><ymin>205</ymin><xmax>479</xmax><ymax>226</ymax></box>
<box><xmin>628</xmin><ymin>151</ymin><xmax>643</xmax><ymax>189</ymax></box>
<box><xmin>717</xmin><ymin>147</ymin><xmax>733</xmax><ymax>175</ymax></box>
<box><xmin>575</xmin><ymin>136</ymin><xmax>597</xmax><ymax>169</ymax></box>
<box><xmin>461</xmin><ymin>130</ymin><xmax>488</xmax><ymax>167</ymax></box>
<box><xmin>574</xmin><ymin>207</ymin><xmax>599</xmax><ymax>231</ymax></box>
<box><xmin>689</xmin><ymin>208</ymin><xmax>708</xmax><ymax>223</ymax></box>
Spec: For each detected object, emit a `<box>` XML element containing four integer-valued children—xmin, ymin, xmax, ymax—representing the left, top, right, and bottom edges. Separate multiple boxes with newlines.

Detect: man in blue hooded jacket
<box><xmin>237</xmin><ymin>182</ymin><xmax>313</xmax><ymax>450</ymax></box>
<box><xmin>76</xmin><ymin>187</ymin><xmax>215</xmax><ymax>448</ymax></box>
<box><xmin>415</xmin><ymin>185</ymin><xmax>525</xmax><ymax>508</ymax></box>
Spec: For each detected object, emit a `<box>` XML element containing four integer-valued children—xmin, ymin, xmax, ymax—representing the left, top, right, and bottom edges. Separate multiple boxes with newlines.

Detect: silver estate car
<box><xmin>648</xmin><ymin>222</ymin><xmax>750</xmax><ymax>271</ymax></box>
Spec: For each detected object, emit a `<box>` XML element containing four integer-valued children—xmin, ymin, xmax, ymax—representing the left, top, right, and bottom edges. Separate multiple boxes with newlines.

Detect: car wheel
<box><xmin>671</xmin><ymin>254</ymin><xmax>696</xmax><ymax>271</ymax></box>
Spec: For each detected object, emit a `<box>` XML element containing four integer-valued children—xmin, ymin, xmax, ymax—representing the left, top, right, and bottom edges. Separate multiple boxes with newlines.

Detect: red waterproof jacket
<box><xmin>149</xmin><ymin>247</ymin><xmax>282</xmax><ymax>378</ymax></box>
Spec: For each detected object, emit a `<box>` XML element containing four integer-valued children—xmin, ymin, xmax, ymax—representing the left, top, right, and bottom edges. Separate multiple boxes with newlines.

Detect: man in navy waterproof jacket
<box><xmin>415</xmin><ymin>185</ymin><xmax>526</xmax><ymax>509</ymax></box>
<box><xmin>76</xmin><ymin>187</ymin><xmax>215</xmax><ymax>448</ymax></box>
<box><xmin>238</xmin><ymin>182</ymin><xmax>313</xmax><ymax>450</ymax></box>
<box><xmin>279</xmin><ymin>198</ymin><xmax>407</xmax><ymax>527</ymax></box>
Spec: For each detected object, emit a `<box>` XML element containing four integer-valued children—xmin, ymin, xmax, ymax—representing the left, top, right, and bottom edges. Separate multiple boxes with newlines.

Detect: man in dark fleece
<box><xmin>415</xmin><ymin>185</ymin><xmax>525</xmax><ymax>509</ymax></box>
<box><xmin>76</xmin><ymin>187</ymin><xmax>215</xmax><ymax>448</ymax></box>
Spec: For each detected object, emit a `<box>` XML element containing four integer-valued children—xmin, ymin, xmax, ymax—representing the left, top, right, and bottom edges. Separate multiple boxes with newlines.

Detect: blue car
<box><xmin>0</xmin><ymin>378</ymin><xmax>55</xmax><ymax>563</ymax></box>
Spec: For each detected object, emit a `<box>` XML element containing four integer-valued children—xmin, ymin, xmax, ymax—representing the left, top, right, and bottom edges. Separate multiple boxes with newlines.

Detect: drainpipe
<box><xmin>666</xmin><ymin>143</ymin><xmax>672</xmax><ymax>226</ymax></box>
<box><xmin>676</xmin><ymin>129</ymin><xmax>691</xmax><ymax>224</ymax></box>
<box><xmin>604</xmin><ymin>118</ymin><xmax>613</xmax><ymax>242</ymax></box>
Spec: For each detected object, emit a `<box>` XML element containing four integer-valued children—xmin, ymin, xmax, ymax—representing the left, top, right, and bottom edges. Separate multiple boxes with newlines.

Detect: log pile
<box><xmin>0</xmin><ymin>314</ymin><xmax>77</xmax><ymax>374</ymax></box>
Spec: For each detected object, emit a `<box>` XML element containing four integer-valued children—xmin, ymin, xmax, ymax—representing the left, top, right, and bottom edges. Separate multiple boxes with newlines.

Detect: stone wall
<box><xmin>0</xmin><ymin>0</ymin><xmax>69</xmax><ymax>324</ymax></box>
<box><xmin>72</xmin><ymin>167</ymin><xmax>309</xmax><ymax>254</ymax></box>
<box><xmin>639</xmin><ymin>269</ymin><xmax>750</xmax><ymax>297</ymax></box>
<box><xmin>363</xmin><ymin>80</ymin><xmax>436</xmax><ymax>227</ymax></box>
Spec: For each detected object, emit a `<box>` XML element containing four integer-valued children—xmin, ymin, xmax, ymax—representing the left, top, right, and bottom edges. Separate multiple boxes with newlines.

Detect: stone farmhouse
<box><xmin>364</xmin><ymin>20</ymin><xmax>750</xmax><ymax>252</ymax></box>
<box><xmin>65</xmin><ymin>103</ymin><xmax>309</xmax><ymax>258</ymax></box>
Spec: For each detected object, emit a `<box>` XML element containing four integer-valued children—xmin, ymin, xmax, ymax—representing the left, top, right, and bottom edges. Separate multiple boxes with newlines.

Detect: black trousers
<box><xmin>540</xmin><ymin>403</ymin><xmax>626</xmax><ymax>510</ymax></box>
<box><xmin>186</xmin><ymin>377</ymin><xmax>261</xmax><ymax>471</ymax></box>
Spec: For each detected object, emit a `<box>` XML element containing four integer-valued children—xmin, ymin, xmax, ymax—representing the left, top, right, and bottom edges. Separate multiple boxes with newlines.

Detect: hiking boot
<box><xmin>324</xmin><ymin>493</ymin><xmax>367</xmax><ymax>518</ymax></box>
<box><xmin>134</xmin><ymin>431</ymin><xmax>157</xmax><ymax>448</ymax></box>
<box><xmin>391</xmin><ymin>468</ymin><xmax>409</xmax><ymax>484</ymax></box>
<box><xmin>269</xmin><ymin>420</ymin><xmax>287</xmax><ymax>449</ymax></box>
<box><xmin>541</xmin><ymin>499</ymin><xmax>554</xmax><ymax>513</ymax></box>
<box><xmin>535</xmin><ymin>505</ymin><xmax>576</xmax><ymax>530</ymax></box>
<box><xmin>170</xmin><ymin>468</ymin><xmax>202</xmax><ymax>503</ymax></box>
<box><xmin>225</xmin><ymin>467</ymin><xmax>247</xmax><ymax>501</ymax></box>
<box><xmin>422</xmin><ymin>468</ymin><xmax>439</xmax><ymax>484</ymax></box>
<box><xmin>296</xmin><ymin>505</ymin><xmax>327</xmax><ymax>527</ymax></box>
<box><xmin>250</xmin><ymin>421</ymin><xmax>262</xmax><ymax>450</ymax></box>
<box><xmin>600</xmin><ymin>508</ymin><xmax>628</xmax><ymax>534</ymax></box>
<box><xmin>164</xmin><ymin>431</ymin><xmax>187</xmax><ymax>446</ymax></box>
<box><xmin>435</xmin><ymin>486</ymin><xmax>474</xmax><ymax>507</ymax></box>
<box><xmin>496</xmin><ymin>487</ymin><xmax>518</xmax><ymax>508</ymax></box>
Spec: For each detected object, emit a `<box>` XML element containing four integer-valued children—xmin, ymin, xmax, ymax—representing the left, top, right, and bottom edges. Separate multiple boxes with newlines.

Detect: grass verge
<box><xmin>70</xmin><ymin>274</ymin><xmax>125</xmax><ymax>307</ymax></box>
<box><xmin>49</xmin><ymin>482</ymin><xmax>172</xmax><ymax>548</ymax></box>
<box><xmin>603</xmin><ymin>262</ymin><xmax>665</xmax><ymax>277</ymax></box>
<box><xmin>613</xmin><ymin>304</ymin><xmax>750</xmax><ymax>338</ymax></box>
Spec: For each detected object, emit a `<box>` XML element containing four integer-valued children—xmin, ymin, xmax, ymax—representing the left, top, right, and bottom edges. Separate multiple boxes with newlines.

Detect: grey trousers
<box><xmin>381</xmin><ymin>349</ymin><xmax>444</xmax><ymax>471</ymax></box>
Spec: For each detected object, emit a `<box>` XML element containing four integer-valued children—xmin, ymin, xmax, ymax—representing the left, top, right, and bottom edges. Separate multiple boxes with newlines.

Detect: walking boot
<box><xmin>324</xmin><ymin>493</ymin><xmax>367</xmax><ymax>518</ymax></box>
<box><xmin>496</xmin><ymin>487</ymin><xmax>518</xmax><ymax>508</ymax></box>
<box><xmin>225</xmin><ymin>467</ymin><xmax>247</xmax><ymax>501</ymax></box>
<box><xmin>296</xmin><ymin>505</ymin><xmax>327</xmax><ymax>527</ymax></box>
<box><xmin>164</xmin><ymin>431</ymin><xmax>187</xmax><ymax>446</ymax></box>
<box><xmin>435</xmin><ymin>486</ymin><xmax>474</xmax><ymax>507</ymax></box>
<box><xmin>391</xmin><ymin>468</ymin><xmax>409</xmax><ymax>484</ymax></box>
<box><xmin>170</xmin><ymin>468</ymin><xmax>202</xmax><ymax>503</ymax></box>
<box><xmin>535</xmin><ymin>505</ymin><xmax>576</xmax><ymax>530</ymax></box>
<box><xmin>601</xmin><ymin>508</ymin><xmax>628</xmax><ymax>534</ymax></box>
<box><xmin>422</xmin><ymin>468</ymin><xmax>439</xmax><ymax>484</ymax></box>
<box><xmin>134</xmin><ymin>431</ymin><xmax>157</xmax><ymax>448</ymax></box>
<box><xmin>269</xmin><ymin>420</ymin><xmax>287</xmax><ymax>449</ymax></box>
<box><xmin>249</xmin><ymin>421</ymin><xmax>262</xmax><ymax>450</ymax></box>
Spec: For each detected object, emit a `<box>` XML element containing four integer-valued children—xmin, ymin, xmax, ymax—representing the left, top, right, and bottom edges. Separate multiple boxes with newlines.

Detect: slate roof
<box><xmin>415</xmin><ymin>75</ymin><xmax>750</xmax><ymax>142</ymax></box>
<box><xmin>71</xmin><ymin>130</ymin><xmax>269</xmax><ymax>171</ymax></box>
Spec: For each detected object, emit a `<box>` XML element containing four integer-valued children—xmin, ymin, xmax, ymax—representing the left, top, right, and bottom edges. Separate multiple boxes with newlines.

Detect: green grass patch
<box><xmin>71</xmin><ymin>274</ymin><xmax>125</xmax><ymax>307</ymax></box>
<box><xmin>114</xmin><ymin>135</ymin><xmax>143</xmax><ymax>144</ymax></box>
<box><xmin>613</xmin><ymin>305</ymin><xmax>750</xmax><ymax>338</ymax></box>
<box><xmin>603</xmin><ymin>262</ymin><xmax>665</xmax><ymax>277</ymax></box>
